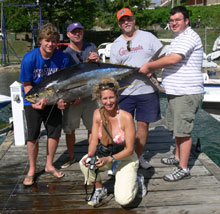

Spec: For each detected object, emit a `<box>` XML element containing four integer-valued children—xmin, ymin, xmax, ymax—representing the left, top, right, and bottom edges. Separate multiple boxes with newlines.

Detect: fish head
<box><xmin>25</xmin><ymin>88</ymin><xmax>54</xmax><ymax>104</ymax></box>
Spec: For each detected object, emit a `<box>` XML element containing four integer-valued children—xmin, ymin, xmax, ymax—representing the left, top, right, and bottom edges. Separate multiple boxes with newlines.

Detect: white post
<box><xmin>10</xmin><ymin>81</ymin><xmax>26</xmax><ymax>146</ymax></box>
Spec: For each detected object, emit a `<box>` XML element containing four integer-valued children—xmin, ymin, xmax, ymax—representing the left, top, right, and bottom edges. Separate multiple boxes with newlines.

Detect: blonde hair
<box><xmin>93</xmin><ymin>77</ymin><xmax>120</xmax><ymax>106</ymax></box>
<box><xmin>37</xmin><ymin>23</ymin><xmax>60</xmax><ymax>44</ymax></box>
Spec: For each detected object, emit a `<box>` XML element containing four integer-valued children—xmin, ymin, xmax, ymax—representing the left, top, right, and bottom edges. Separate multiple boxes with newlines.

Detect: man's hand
<box><xmin>70</xmin><ymin>97</ymin><xmax>82</xmax><ymax>106</ymax></box>
<box><xmin>57</xmin><ymin>99</ymin><xmax>67</xmax><ymax>110</ymax></box>
<box><xmin>32</xmin><ymin>97</ymin><xmax>47</xmax><ymax>110</ymax></box>
<box><xmin>88</xmin><ymin>52</ymin><xmax>99</xmax><ymax>62</ymax></box>
<box><xmin>139</xmin><ymin>63</ymin><xmax>155</xmax><ymax>78</ymax></box>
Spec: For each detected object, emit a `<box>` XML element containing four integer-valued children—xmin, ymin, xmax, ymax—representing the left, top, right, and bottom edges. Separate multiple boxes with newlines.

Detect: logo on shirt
<box><xmin>119</xmin><ymin>45</ymin><xmax>143</xmax><ymax>56</ymax></box>
<box><xmin>34</xmin><ymin>67</ymin><xmax>58</xmax><ymax>79</ymax></box>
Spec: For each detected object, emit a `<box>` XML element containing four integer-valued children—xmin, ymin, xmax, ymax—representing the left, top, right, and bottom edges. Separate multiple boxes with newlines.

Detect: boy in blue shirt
<box><xmin>20</xmin><ymin>23</ymin><xmax>69</xmax><ymax>186</ymax></box>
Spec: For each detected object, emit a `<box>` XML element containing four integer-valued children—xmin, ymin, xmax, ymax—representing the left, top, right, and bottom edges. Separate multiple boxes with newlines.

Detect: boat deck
<box><xmin>1</xmin><ymin>119</ymin><xmax>220</xmax><ymax>214</ymax></box>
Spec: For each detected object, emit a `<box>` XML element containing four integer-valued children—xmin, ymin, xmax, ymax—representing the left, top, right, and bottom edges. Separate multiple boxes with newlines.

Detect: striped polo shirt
<box><xmin>162</xmin><ymin>27</ymin><xmax>204</xmax><ymax>95</ymax></box>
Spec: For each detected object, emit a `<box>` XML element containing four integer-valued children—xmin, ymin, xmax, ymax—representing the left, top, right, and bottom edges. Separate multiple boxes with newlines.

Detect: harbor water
<box><xmin>0</xmin><ymin>70</ymin><xmax>220</xmax><ymax>167</ymax></box>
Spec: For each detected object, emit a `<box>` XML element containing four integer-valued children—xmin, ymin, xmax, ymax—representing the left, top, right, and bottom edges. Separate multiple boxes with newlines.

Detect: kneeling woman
<box><xmin>79</xmin><ymin>77</ymin><xmax>146</xmax><ymax>207</ymax></box>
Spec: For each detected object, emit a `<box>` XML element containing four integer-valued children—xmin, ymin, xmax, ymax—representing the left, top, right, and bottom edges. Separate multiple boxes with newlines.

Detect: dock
<box><xmin>1</xmin><ymin>118</ymin><xmax>220</xmax><ymax>214</ymax></box>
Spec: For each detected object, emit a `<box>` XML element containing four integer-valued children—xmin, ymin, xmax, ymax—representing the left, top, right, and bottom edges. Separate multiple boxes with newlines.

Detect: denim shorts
<box><xmin>119</xmin><ymin>92</ymin><xmax>161</xmax><ymax>123</ymax></box>
<box><xmin>165</xmin><ymin>94</ymin><xmax>204</xmax><ymax>137</ymax></box>
<box><xmin>24</xmin><ymin>105</ymin><xmax>62</xmax><ymax>141</ymax></box>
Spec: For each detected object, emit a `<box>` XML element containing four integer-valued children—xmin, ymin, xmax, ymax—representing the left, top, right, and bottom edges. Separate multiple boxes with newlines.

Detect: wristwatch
<box><xmin>111</xmin><ymin>155</ymin><xmax>116</xmax><ymax>163</ymax></box>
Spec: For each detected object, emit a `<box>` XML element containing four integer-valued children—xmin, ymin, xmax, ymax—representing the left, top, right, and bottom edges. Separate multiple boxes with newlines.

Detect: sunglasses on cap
<box><xmin>99</xmin><ymin>83</ymin><xmax>115</xmax><ymax>90</ymax></box>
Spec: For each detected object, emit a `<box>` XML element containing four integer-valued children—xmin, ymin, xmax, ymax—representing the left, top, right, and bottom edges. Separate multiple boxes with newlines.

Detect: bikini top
<box><xmin>98</xmin><ymin>110</ymin><xmax>125</xmax><ymax>144</ymax></box>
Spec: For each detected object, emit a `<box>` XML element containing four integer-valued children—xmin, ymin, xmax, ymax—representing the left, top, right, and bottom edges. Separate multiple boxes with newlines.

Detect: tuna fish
<box><xmin>25</xmin><ymin>62</ymin><xmax>140</xmax><ymax>105</ymax></box>
<box><xmin>25</xmin><ymin>45</ymin><xmax>167</xmax><ymax>105</ymax></box>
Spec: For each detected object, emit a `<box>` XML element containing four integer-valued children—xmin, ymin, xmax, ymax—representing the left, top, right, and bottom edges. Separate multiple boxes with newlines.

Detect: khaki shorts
<box><xmin>165</xmin><ymin>94</ymin><xmax>204</xmax><ymax>137</ymax></box>
<box><xmin>62</xmin><ymin>97</ymin><xmax>97</xmax><ymax>134</ymax></box>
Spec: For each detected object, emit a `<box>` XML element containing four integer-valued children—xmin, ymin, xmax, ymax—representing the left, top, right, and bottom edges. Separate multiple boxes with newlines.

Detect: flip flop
<box><xmin>23</xmin><ymin>175</ymin><xmax>34</xmax><ymax>186</ymax></box>
<box><xmin>45</xmin><ymin>168</ymin><xmax>65</xmax><ymax>179</ymax></box>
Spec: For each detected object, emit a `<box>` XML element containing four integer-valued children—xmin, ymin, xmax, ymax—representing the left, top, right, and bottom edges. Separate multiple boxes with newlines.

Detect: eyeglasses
<box><xmin>127</xmin><ymin>40</ymin><xmax>131</xmax><ymax>51</ymax></box>
<box><xmin>76</xmin><ymin>53</ymin><xmax>83</xmax><ymax>63</ymax></box>
<box><xmin>169</xmin><ymin>18</ymin><xmax>184</xmax><ymax>24</ymax></box>
<box><xmin>99</xmin><ymin>83</ymin><xmax>115</xmax><ymax>90</ymax></box>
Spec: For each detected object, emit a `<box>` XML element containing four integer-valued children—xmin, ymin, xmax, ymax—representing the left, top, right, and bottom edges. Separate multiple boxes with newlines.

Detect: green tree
<box><xmin>1</xmin><ymin>0</ymin><xmax>98</xmax><ymax>32</ymax></box>
<box><xmin>96</xmin><ymin>0</ymin><xmax>150</xmax><ymax>31</ymax></box>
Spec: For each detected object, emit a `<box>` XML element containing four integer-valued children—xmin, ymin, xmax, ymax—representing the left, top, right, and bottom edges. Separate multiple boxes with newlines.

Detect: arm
<box><xmin>82</xmin><ymin>109</ymin><xmax>100</xmax><ymax>166</ymax></box>
<box><xmin>139</xmin><ymin>53</ymin><xmax>184</xmax><ymax>77</ymax></box>
<box><xmin>88</xmin><ymin>109</ymin><xmax>100</xmax><ymax>156</ymax></box>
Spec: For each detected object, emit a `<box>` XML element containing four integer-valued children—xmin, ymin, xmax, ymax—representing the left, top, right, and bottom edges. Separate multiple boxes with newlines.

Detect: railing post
<box><xmin>10</xmin><ymin>81</ymin><xmax>26</xmax><ymax>146</ymax></box>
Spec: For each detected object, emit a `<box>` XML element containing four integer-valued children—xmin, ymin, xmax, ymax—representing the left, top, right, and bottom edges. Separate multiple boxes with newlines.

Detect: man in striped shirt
<box><xmin>139</xmin><ymin>6</ymin><xmax>204</xmax><ymax>182</ymax></box>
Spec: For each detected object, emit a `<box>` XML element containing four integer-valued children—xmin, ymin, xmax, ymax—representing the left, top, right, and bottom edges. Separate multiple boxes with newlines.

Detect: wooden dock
<box><xmin>1</xmin><ymin>119</ymin><xmax>220</xmax><ymax>214</ymax></box>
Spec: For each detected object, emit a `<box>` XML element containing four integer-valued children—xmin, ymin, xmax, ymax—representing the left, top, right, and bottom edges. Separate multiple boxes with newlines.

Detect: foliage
<box><xmin>1</xmin><ymin>0</ymin><xmax>220</xmax><ymax>33</ymax></box>
<box><xmin>96</xmin><ymin>0</ymin><xmax>150</xmax><ymax>31</ymax></box>
<box><xmin>1</xmin><ymin>0</ymin><xmax>98</xmax><ymax>32</ymax></box>
<box><xmin>2</xmin><ymin>0</ymin><xmax>40</xmax><ymax>32</ymax></box>
<box><xmin>142</xmin><ymin>5</ymin><xmax>220</xmax><ymax>29</ymax></box>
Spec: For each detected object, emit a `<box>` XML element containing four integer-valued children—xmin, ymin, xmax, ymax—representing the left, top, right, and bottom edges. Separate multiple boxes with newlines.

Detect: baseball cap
<box><xmin>117</xmin><ymin>8</ymin><xmax>133</xmax><ymax>21</ymax></box>
<box><xmin>67</xmin><ymin>22</ymin><xmax>83</xmax><ymax>32</ymax></box>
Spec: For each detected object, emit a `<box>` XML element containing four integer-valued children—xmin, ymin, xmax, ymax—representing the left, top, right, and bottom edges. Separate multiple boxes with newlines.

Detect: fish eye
<box><xmin>34</xmin><ymin>93</ymin><xmax>39</xmax><ymax>98</ymax></box>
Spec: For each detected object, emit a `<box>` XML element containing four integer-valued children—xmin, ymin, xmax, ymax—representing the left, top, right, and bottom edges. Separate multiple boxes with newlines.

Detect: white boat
<box><xmin>202</xmin><ymin>72</ymin><xmax>220</xmax><ymax>121</ymax></box>
<box><xmin>0</xmin><ymin>94</ymin><xmax>11</xmax><ymax>109</ymax></box>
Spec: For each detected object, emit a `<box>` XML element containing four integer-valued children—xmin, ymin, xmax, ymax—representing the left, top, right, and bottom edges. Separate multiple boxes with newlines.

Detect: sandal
<box><xmin>23</xmin><ymin>175</ymin><xmax>35</xmax><ymax>186</ymax></box>
<box><xmin>45</xmin><ymin>168</ymin><xmax>65</xmax><ymax>179</ymax></box>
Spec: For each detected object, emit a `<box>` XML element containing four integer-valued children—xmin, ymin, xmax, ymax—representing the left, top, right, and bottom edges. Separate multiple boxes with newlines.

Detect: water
<box><xmin>0</xmin><ymin>70</ymin><xmax>20</xmax><ymax>143</ymax></box>
<box><xmin>0</xmin><ymin>70</ymin><xmax>219</xmax><ymax>167</ymax></box>
<box><xmin>160</xmin><ymin>95</ymin><xmax>220</xmax><ymax>167</ymax></box>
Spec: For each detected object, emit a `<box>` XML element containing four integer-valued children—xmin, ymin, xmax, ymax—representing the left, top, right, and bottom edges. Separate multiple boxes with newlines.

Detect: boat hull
<box><xmin>0</xmin><ymin>95</ymin><xmax>11</xmax><ymax>109</ymax></box>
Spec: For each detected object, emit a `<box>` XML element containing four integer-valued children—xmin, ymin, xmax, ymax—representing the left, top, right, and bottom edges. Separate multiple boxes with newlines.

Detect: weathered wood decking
<box><xmin>1</xmin><ymin>119</ymin><xmax>220</xmax><ymax>214</ymax></box>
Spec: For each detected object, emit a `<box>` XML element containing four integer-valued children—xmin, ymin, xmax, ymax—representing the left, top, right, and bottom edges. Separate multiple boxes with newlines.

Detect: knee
<box><xmin>79</xmin><ymin>155</ymin><xmax>87</xmax><ymax>172</ymax></box>
<box><xmin>115</xmin><ymin>190</ymin><xmax>136</xmax><ymax>206</ymax></box>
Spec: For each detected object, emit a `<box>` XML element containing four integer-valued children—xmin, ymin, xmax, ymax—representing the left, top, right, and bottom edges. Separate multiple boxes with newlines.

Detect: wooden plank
<box><xmin>0</xmin><ymin>165</ymin><xmax>212</xmax><ymax>185</ymax></box>
<box><xmin>2</xmin><ymin>204</ymin><xmax>220</xmax><ymax>214</ymax></box>
<box><xmin>1</xmin><ymin>118</ymin><xmax>220</xmax><ymax>214</ymax></box>
<box><xmin>1</xmin><ymin>176</ymin><xmax>219</xmax><ymax>196</ymax></box>
<box><xmin>1</xmin><ymin>187</ymin><xmax>220</xmax><ymax>210</ymax></box>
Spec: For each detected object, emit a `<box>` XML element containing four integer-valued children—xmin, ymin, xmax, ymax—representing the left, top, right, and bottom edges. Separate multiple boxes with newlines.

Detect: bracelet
<box><xmin>111</xmin><ymin>155</ymin><xmax>116</xmax><ymax>163</ymax></box>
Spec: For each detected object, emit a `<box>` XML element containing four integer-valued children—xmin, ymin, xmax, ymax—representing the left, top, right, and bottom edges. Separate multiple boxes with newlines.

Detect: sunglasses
<box><xmin>99</xmin><ymin>83</ymin><xmax>115</xmax><ymax>90</ymax></box>
<box><xmin>76</xmin><ymin>53</ymin><xmax>83</xmax><ymax>63</ymax></box>
<box><xmin>127</xmin><ymin>40</ymin><xmax>131</xmax><ymax>51</ymax></box>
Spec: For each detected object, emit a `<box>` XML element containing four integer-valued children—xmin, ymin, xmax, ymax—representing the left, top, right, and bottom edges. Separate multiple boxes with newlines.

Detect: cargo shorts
<box><xmin>165</xmin><ymin>93</ymin><xmax>204</xmax><ymax>137</ymax></box>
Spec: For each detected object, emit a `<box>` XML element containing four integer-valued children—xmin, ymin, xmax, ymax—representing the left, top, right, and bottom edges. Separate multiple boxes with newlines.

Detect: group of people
<box><xmin>20</xmin><ymin>5</ymin><xmax>204</xmax><ymax>208</ymax></box>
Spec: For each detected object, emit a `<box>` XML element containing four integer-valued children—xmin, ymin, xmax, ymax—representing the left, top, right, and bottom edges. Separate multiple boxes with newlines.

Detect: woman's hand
<box><xmin>82</xmin><ymin>156</ymin><xmax>88</xmax><ymax>167</ymax></box>
<box><xmin>95</xmin><ymin>156</ymin><xmax>111</xmax><ymax>168</ymax></box>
